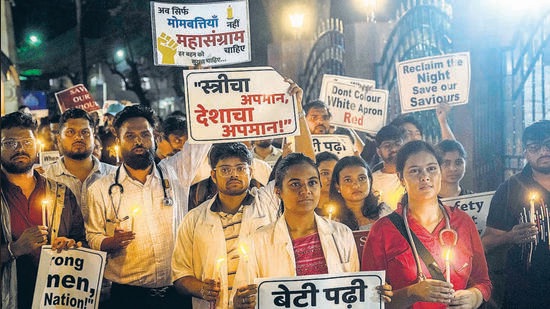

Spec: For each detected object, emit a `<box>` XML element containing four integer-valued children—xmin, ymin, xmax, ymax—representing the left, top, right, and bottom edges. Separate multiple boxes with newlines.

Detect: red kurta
<box><xmin>361</xmin><ymin>204</ymin><xmax>491</xmax><ymax>309</ymax></box>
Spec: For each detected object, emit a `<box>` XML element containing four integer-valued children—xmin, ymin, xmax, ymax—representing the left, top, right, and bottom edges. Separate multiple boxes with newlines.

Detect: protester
<box><xmin>171</xmin><ymin>81</ymin><xmax>315</xmax><ymax>309</ymax></box>
<box><xmin>390</xmin><ymin>103</ymin><xmax>455</xmax><ymax>143</ymax></box>
<box><xmin>93</xmin><ymin>135</ymin><xmax>103</xmax><ymax>160</ymax></box>
<box><xmin>98</xmin><ymin>102</ymin><xmax>125</xmax><ymax>165</ymax></box>
<box><xmin>155</xmin><ymin>115</ymin><xmax>188</xmax><ymax>163</ymax></box>
<box><xmin>435</xmin><ymin>140</ymin><xmax>472</xmax><ymax>198</ymax></box>
<box><xmin>303</xmin><ymin>100</ymin><xmax>332</xmax><ymax>134</ymax></box>
<box><xmin>43</xmin><ymin>108</ymin><xmax>116</xmax><ymax>220</ymax></box>
<box><xmin>329</xmin><ymin>156</ymin><xmax>391</xmax><ymax>231</ymax></box>
<box><xmin>232</xmin><ymin>153</ymin><xmax>392</xmax><ymax>308</ymax></box>
<box><xmin>315</xmin><ymin>151</ymin><xmax>339</xmax><ymax>216</ymax></box>
<box><xmin>362</xmin><ymin>140</ymin><xmax>491</xmax><ymax>309</ymax></box>
<box><xmin>481</xmin><ymin>120</ymin><xmax>550</xmax><ymax>308</ymax></box>
<box><xmin>86</xmin><ymin>105</ymin><xmax>210</xmax><ymax>308</ymax></box>
<box><xmin>37</xmin><ymin>117</ymin><xmax>57</xmax><ymax>151</ymax></box>
<box><xmin>251</xmin><ymin>138</ymin><xmax>282</xmax><ymax>168</ymax></box>
<box><xmin>371</xmin><ymin>125</ymin><xmax>406</xmax><ymax>210</ymax></box>
<box><xmin>1</xmin><ymin>112</ymin><xmax>85</xmax><ymax>309</ymax></box>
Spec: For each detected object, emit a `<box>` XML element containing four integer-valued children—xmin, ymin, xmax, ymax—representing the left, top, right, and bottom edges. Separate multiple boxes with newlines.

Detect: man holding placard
<box><xmin>1</xmin><ymin>112</ymin><xmax>85</xmax><ymax>309</ymax></box>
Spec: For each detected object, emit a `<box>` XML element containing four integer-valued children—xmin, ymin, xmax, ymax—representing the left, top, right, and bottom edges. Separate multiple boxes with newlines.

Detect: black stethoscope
<box><xmin>402</xmin><ymin>200</ymin><xmax>457</xmax><ymax>282</ymax></box>
<box><xmin>107</xmin><ymin>164</ymin><xmax>174</xmax><ymax>223</ymax></box>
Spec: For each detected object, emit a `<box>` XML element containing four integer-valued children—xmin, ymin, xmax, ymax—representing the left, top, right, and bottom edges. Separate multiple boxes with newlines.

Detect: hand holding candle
<box><xmin>529</xmin><ymin>193</ymin><xmax>537</xmax><ymax>224</ymax></box>
<box><xmin>444</xmin><ymin>248</ymin><xmax>452</xmax><ymax>283</ymax></box>
<box><xmin>130</xmin><ymin>207</ymin><xmax>140</xmax><ymax>232</ymax></box>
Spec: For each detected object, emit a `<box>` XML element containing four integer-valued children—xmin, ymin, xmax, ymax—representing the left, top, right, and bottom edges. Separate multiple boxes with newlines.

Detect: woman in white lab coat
<box><xmin>232</xmin><ymin>153</ymin><xmax>391</xmax><ymax>308</ymax></box>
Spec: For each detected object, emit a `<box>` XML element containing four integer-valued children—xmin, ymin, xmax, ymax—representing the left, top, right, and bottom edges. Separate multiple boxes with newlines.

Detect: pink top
<box><xmin>292</xmin><ymin>233</ymin><xmax>328</xmax><ymax>276</ymax></box>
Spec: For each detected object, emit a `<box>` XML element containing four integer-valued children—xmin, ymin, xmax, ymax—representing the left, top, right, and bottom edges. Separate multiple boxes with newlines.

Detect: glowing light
<box><xmin>289</xmin><ymin>13</ymin><xmax>305</xmax><ymax>29</ymax></box>
<box><xmin>115</xmin><ymin>49</ymin><xmax>125</xmax><ymax>60</ymax></box>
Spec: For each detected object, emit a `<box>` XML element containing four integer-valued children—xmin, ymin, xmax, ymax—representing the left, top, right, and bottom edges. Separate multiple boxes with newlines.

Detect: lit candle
<box><xmin>38</xmin><ymin>140</ymin><xmax>44</xmax><ymax>166</ymax></box>
<box><xmin>41</xmin><ymin>199</ymin><xmax>49</xmax><ymax>226</ymax></box>
<box><xmin>239</xmin><ymin>243</ymin><xmax>251</xmax><ymax>285</ymax></box>
<box><xmin>210</xmin><ymin>257</ymin><xmax>225</xmax><ymax>309</ymax></box>
<box><xmin>444</xmin><ymin>247</ymin><xmax>452</xmax><ymax>283</ymax></box>
<box><xmin>327</xmin><ymin>205</ymin><xmax>334</xmax><ymax>221</ymax></box>
<box><xmin>530</xmin><ymin>193</ymin><xmax>537</xmax><ymax>224</ymax></box>
<box><xmin>131</xmin><ymin>207</ymin><xmax>140</xmax><ymax>232</ymax></box>
<box><xmin>114</xmin><ymin>145</ymin><xmax>120</xmax><ymax>165</ymax></box>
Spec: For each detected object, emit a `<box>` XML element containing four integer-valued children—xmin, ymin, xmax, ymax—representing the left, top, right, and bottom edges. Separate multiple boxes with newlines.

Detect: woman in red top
<box><xmin>362</xmin><ymin>140</ymin><xmax>491</xmax><ymax>308</ymax></box>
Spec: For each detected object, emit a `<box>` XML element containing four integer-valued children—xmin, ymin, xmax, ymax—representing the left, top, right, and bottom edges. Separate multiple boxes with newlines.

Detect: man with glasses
<box><xmin>155</xmin><ymin>115</ymin><xmax>188</xmax><ymax>163</ymax></box>
<box><xmin>172</xmin><ymin>83</ymin><xmax>315</xmax><ymax>309</ymax></box>
<box><xmin>482</xmin><ymin>120</ymin><xmax>550</xmax><ymax>308</ymax></box>
<box><xmin>1</xmin><ymin>112</ymin><xmax>85</xmax><ymax>309</ymax></box>
<box><xmin>43</xmin><ymin>108</ymin><xmax>116</xmax><ymax>221</ymax></box>
<box><xmin>371</xmin><ymin>124</ymin><xmax>406</xmax><ymax>210</ymax></box>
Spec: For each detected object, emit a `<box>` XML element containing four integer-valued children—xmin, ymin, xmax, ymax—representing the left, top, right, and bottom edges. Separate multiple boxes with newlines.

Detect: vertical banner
<box><xmin>441</xmin><ymin>191</ymin><xmax>495</xmax><ymax>235</ymax></box>
<box><xmin>55</xmin><ymin>84</ymin><xmax>101</xmax><ymax>113</ymax></box>
<box><xmin>396</xmin><ymin>52</ymin><xmax>471</xmax><ymax>113</ymax></box>
<box><xmin>32</xmin><ymin>246</ymin><xmax>107</xmax><ymax>309</ymax></box>
<box><xmin>256</xmin><ymin>271</ymin><xmax>385</xmax><ymax>308</ymax></box>
<box><xmin>185</xmin><ymin>67</ymin><xmax>299</xmax><ymax>143</ymax></box>
<box><xmin>151</xmin><ymin>0</ymin><xmax>251</xmax><ymax>67</ymax></box>
<box><xmin>319</xmin><ymin>74</ymin><xmax>387</xmax><ymax>135</ymax></box>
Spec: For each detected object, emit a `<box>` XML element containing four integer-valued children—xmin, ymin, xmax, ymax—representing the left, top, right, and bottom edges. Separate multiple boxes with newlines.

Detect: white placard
<box><xmin>319</xmin><ymin>75</ymin><xmax>387</xmax><ymax>134</ymax></box>
<box><xmin>312</xmin><ymin>134</ymin><xmax>356</xmax><ymax>158</ymax></box>
<box><xmin>151</xmin><ymin>0</ymin><xmax>250</xmax><ymax>67</ymax></box>
<box><xmin>32</xmin><ymin>246</ymin><xmax>107</xmax><ymax>309</ymax></box>
<box><xmin>185</xmin><ymin>67</ymin><xmax>299</xmax><ymax>143</ymax></box>
<box><xmin>396</xmin><ymin>52</ymin><xmax>470</xmax><ymax>113</ymax></box>
<box><xmin>41</xmin><ymin>151</ymin><xmax>61</xmax><ymax>167</ymax></box>
<box><xmin>442</xmin><ymin>191</ymin><xmax>495</xmax><ymax>235</ymax></box>
<box><xmin>256</xmin><ymin>271</ymin><xmax>385</xmax><ymax>309</ymax></box>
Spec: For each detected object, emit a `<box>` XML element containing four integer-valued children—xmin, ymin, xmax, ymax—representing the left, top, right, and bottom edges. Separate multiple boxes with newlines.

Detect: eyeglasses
<box><xmin>1</xmin><ymin>138</ymin><xmax>34</xmax><ymax>150</ymax></box>
<box><xmin>62</xmin><ymin>128</ymin><xmax>92</xmax><ymax>138</ymax></box>
<box><xmin>379</xmin><ymin>140</ymin><xmax>403</xmax><ymax>151</ymax></box>
<box><xmin>525</xmin><ymin>141</ymin><xmax>550</xmax><ymax>153</ymax></box>
<box><xmin>214</xmin><ymin>165</ymin><xmax>249</xmax><ymax>177</ymax></box>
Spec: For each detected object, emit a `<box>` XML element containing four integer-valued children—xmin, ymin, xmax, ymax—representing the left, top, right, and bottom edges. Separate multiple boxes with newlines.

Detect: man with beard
<box><xmin>482</xmin><ymin>120</ymin><xmax>550</xmax><ymax>308</ymax></box>
<box><xmin>371</xmin><ymin>124</ymin><xmax>405</xmax><ymax>210</ymax></box>
<box><xmin>0</xmin><ymin>112</ymin><xmax>86</xmax><ymax>309</ymax></box>
<box><xmin>44</xmin><ymin>108</ymin><xmax>116</xmax><ymax>220</ymax></box>
<box><xmin>303</xmin><ymin>100</ymin><xmax>332</xmax><ymax>134</ymax></box>
<box><xmin>154</xmin><ymin>114</ymin><xmax>188</xmax><ymax>163</ymax></box>
<box><xmin>85</xmin><ymin>105</ymin><xmax>210</xmax><ymax>308</ymax></box>
<box><xmin>251</xmin><ymin>138</ymin><xmax>282</xmax><ymax>168</ymax></box>
<box><xmin>172</xmin><ymin>82</ymin><xmax>315</xmax><ymax>309</ymax></box>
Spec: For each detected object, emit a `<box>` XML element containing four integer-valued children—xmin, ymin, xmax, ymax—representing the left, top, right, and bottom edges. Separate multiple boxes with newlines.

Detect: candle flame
<box><xmin>41</xmin><ymin>199</ymin><xmax>49</xmax><ymax>206</ymax></box>
<box><xmin>444</xmin><ymin>247</ymin><xmax>452</xmax><ymax>261</ymax></box>
<box><xmin>132</xmin><ymin>207</ymin><xmax>140</xmax><ymax>216</ymax></box>
<box><xmin>215</xmin><ymin>257</ymin><xmax>225</xmax><ymax>271</ymax></box>
<box><xmin>530</xmin><ymin>193</ymin><xmax>537</xmax><ymax>202</ymax></box>
<box><xmin>328</xmin><ymin>205</ymin><xmax>334</xmax><ymax>215</ymax></box>
<box><xmin>239</xmin><ymin>243</ymin><xmax>249</xmax><ymax>260</ymax></box>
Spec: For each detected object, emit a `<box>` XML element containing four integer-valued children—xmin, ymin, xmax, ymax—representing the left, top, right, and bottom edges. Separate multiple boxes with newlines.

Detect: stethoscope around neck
<box><xmin>402</xmin><ymin>199</ymin><xmax>457</xmax><ymax>282</ymax></box>
<box><xmin>107</xmin><ymin>164</ymin><xmax>173</xmax><ymax>223</ymax></box>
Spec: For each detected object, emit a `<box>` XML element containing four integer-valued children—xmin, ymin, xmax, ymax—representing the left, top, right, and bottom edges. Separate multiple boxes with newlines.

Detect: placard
<box><xmin>353</xmin><ymin>230</ymin><xmax>369</xmax><ymax>265</ymax></box>
<box><xmin>55</xmin><ymin>84</ymin><xmax>101</xmax><ymax>113</ymax></box>
<box><xmin>442</xmin><ymin>191</ymin><xmax>495</xmax><ymax>235</ymax></box>
<box><xmin>312</xmin><ymin>134</ymin><xmax>355</xmax><ymax>158</ymax></box>
<box><xmin>32</xmin><ymin>246</ymin><xmax>107</xmax><ymax>309</ymax></box>
<box><xmin>185</xmin><ymin>67</ymin><xmax>299</xmax><ymax>143</ymax></box>
<box><xmin>396</xmin><ymin>52</ymin><xmax>470</xmax><ymax>113</ymax></box>
<box><xmin>151</xmin><ymin>0</ymin><xmax>250</xmax><ymax>67</ymax></box>
<box><xmin>256</xmin><ymin>271</ymin><xmax>385</xmax><ymax>308</ymax></box>
<box><xmin>319</xmin><ymin>75</ymin><xmax>386</xmax><ymax>134</ymax></box>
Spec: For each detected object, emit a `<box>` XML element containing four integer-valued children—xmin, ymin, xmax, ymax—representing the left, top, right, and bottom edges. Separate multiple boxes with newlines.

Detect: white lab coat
<box><xmin>171</xmin><ymin>182</ymin><xmax>279</xmax><ymax>309</ymax></box>
<box><xmin>232</xmin><ymin>213</ymin><xmax>359</xmax><ymax>300</ymax></box>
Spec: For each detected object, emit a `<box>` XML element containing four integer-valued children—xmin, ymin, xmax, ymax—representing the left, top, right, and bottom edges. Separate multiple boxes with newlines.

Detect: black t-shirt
<box><xmin>486</xmin><ymin>165</ymin><xmax>550</xmax><ymax>307</ymax></box>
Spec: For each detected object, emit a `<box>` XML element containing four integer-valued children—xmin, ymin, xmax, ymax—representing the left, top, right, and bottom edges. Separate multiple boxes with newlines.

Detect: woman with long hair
<box><xmin>329</xmin><ymin>156</ymin><xmax>391</xmax><ymax>230</ymax></box>
<box><xmin>361</xmin><ymin>141</ymin><xmax>491</xmax><ymax>308</ymax></box>
<box><xmin>231</xmin><ymin>153</ymin><xmax>392</xmax><ymax>308</ymax></box>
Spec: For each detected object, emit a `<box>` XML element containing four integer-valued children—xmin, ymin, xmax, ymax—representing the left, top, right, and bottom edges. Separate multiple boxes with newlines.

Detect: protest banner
<box><xmin>312</xmin><ymin>134</ymin><xmax>355</xmax><ymax>158</ymax></box>
<box><xmin>185</xmin><ymin>67</ymin><xmax>299</xmax><ymax>143</ymax></box>
<box><xmin>41</xmin><ymin>150</ymin><xmax>61</xmax><ymax>167</ymax></box>
<box><xmin>396</xmin><ymin>52</ymin><xmax>471</xmax><ymax>113</ymax></box>
<box><xmin>442</xmin><ymin>191</ymin><xmax>495</xmax><ymax>235</ymax></box>
<box><xmin>55</xmin><ymin>84</ymin><xmax>101</xmax><ymax>113</ymax></box>
<box><xmin>319</xmin><ymin>74</ymin><xmax>387</xmax><ymax>135</ymax></box>
<box><xmin>151</xmin><ymin>0</ymin><xmax>250</xmax><ymax>67</ymax></box>
<box><xmin>256</xmin><ymin>271</ymin><xmax>385</xmax><ymax>308</ymax></box>
<box><xmin>32</xmin><ymin>246</ymin><xmax>107</xmax><ymax>309</ymax></box>
<box><xmin>353</xmin><ymin>230</ymin><xmax>369</xmax><ymax>265</ymax></box>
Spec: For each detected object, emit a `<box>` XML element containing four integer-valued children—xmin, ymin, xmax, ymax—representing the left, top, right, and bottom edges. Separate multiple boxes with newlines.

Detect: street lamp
<box><xmin>27</xmin><ymin>33</ymin><xmax>42</xmax><ymax>46</ymax></box>
<box><xmin>115</xmin><ymin>49</ymin><xmax>125</xmax><ymax>60</ymax></box>
<box><xmin>364</xmin><ymin>0</ymin><xmax>376</xmax><ymax>22</ymax></box>
<box><xmin>289</xmin><ymin>13</ymin><xmax>305</xmax><ymax>39</ymax></box>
